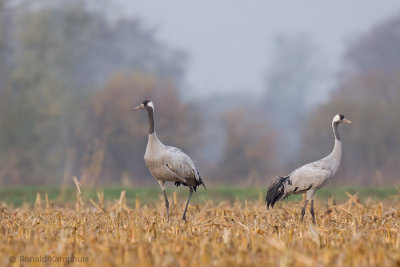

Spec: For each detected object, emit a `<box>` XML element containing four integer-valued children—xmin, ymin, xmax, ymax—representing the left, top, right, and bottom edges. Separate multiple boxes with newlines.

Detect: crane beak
<box><xmin>343</xmin><ymin>118</ymin><xmax>352</xmax><ymax>124</ymax></box>
<box><xmin>134</xmin><ymin>104</ymin><xmax>145</xmax><ymax>110</ymax></box>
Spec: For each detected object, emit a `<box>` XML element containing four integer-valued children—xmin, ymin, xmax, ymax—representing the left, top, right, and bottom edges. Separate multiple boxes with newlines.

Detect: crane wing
<box><xmin>161</xmin><ymin>146</ymin><xmax>199</xmax><ymax>186</ymax></box>
<box><xmin>289</xmin><ymin>163</ymin><xmax>332</xmax><ymax>191</ymax></box>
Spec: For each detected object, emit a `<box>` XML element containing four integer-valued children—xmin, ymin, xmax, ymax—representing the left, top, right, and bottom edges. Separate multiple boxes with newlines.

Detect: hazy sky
<box><xmin>116</xmin><ymin>1</ymin><xmax>400</xmax><ymax>98</ymax></box>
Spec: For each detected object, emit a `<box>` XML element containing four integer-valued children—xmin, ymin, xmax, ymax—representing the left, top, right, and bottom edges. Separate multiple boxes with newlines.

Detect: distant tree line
<box><xmin>299</xmin><ymin>14</ymin><xmax>400</xmax><ymax>185</ymax></box>
<box><xmin>0</xmin><ymin>0</ymin><xmax>399</xmax><ymax>186</ymax></box>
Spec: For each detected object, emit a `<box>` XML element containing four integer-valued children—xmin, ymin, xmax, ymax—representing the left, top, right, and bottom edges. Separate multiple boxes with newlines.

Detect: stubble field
<box><xmin>1</xmin><ymin>189</ymin><xmax>400</xmax><ymax>267</ymax></box>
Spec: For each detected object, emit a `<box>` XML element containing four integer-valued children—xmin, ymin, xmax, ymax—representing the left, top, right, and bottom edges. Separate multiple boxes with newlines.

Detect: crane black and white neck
<box><xmin>265</xmin><ymin>114</ymin><xmax>352</xmax><ymax>224</ymax></box>
<box><xmin>134</xmin><ymin>100</ymin><xmax>206</xmax><ymax>222</ymax></box>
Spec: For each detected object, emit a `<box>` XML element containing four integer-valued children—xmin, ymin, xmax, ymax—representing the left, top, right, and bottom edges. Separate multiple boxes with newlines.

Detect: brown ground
<box><xmin>1</xmin><ymin>193</ymin><xmax>399</xmax><ymax>266</ymax></box>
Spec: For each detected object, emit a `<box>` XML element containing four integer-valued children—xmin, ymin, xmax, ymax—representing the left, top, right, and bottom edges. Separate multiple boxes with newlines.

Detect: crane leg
<box><xmin>182</xmin><ymin>187</ymin><xmax>194</xmax><ymax>222</ymax></box>
<box><xmin>301</xmin><ymin>199</ymin><xmax>309</xmax><ymax>223</ymax></box>
<box><xmin>310</xmin><ymin>199</ymin><xmax>316</xmax><ymax>225</ymax></box>
<box><xmin>163</xmin><ymin>189</ymin><xmax>169</xmax><ymax>222</ymax></box>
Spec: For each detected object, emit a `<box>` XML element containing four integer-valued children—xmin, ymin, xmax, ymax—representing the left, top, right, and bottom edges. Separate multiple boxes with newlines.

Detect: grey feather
<box><xmin>144</xmin><ymin>138</ymin><xmax>203</xmax><ymax>188</ymax></box>
<box><xmin>136</xmin><ymin>100</ymin><xmax>205</xmax><ymax>221</ymax></box>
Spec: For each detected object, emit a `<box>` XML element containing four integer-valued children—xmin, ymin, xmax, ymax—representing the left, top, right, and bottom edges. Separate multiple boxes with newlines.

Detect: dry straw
<box><xmin>0</xmin><ymin>182</ymin><xmax>399</xmax><ymax>266</ymax></box>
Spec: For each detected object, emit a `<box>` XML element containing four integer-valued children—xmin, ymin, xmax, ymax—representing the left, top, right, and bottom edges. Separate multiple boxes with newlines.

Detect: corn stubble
<box><xmin>0</xmin><ymin>191</ymin><xmax>399</xmax><ymax>267</ymax></box>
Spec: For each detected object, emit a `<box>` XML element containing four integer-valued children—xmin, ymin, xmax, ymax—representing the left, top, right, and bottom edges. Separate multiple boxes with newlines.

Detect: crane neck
<box><xmin>330</xmin><ymin>121</ymin><xmax>342</xmax><ymax>160</ymax></box>
<box><xmin>147</xmin><ymin>107</ymin><xmax>155</xmax><ymax>134</ymax></box>
<box><xmin>332</xmin><ymin>121</ymin><xmax>341</xmax><ymax>141</ymax></box>
<box><xmin>326</xmin><ymin>121</ymin><xmax>343</xmax><ymax>175</ymax></box>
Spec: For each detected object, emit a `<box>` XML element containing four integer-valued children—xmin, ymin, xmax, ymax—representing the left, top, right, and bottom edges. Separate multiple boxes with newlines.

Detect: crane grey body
<box><xmin>266</xmin><ymin>114</ymin><xmax>352</xmax><ymax>224</ymax></box>
<box><xmin>135</xmin><ymin>100</ymin><xmax>205</xmax><ymax>222</ymax></box>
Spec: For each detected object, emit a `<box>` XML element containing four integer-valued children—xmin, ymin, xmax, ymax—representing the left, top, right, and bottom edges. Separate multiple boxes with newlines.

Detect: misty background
<box><xmin>1</xmin><ymin>0</ymin><xmax>400</xmax><ymax>187</ymax></box>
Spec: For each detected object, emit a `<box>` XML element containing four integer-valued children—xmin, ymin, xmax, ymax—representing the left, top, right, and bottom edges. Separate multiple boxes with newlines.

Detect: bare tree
<box><xmin>300</xmin><ymin>13</ymin><xmax>400</xmax><ymax>185</ymax></box>
<box><xmin>0</xmin><ymin>0</ymin><xmax>193</xmax><ymax>185</ymax></box>
<box><xmin>215</xmin><ymin>107</ymin><xmax>278</xmax><ymax>186</ymax></box>
<box><xmin>263</xmin><ymin>34</ymin><xmax>324</xmax><ymax>163</ymax></box>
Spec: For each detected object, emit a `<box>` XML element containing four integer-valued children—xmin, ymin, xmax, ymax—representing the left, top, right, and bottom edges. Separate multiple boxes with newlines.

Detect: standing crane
<box><xmin>134</xmin><ymin>100</ymin><xmax>206</xmax><ymax>222</ymax></box>
<box><xmin>266</xmin><ymin>114</ymin><xmax>352</xmax><ymax>224</ymax></box>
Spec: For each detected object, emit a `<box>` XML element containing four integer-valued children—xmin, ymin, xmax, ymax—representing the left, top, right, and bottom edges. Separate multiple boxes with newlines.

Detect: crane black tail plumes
<box><xmin>266</xmin><ymin>176</ymin><xmax>290</xmax><ymax>209</ymax></box>
<box><xmin>174</xmin><ymin>171</ymin><xmax>206</xmax><ymax>192</ymax></box>
<box><xmin>196</xmin><ymin>171</ymin><xmax>206</xmax><ymax>190</ymax></box>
